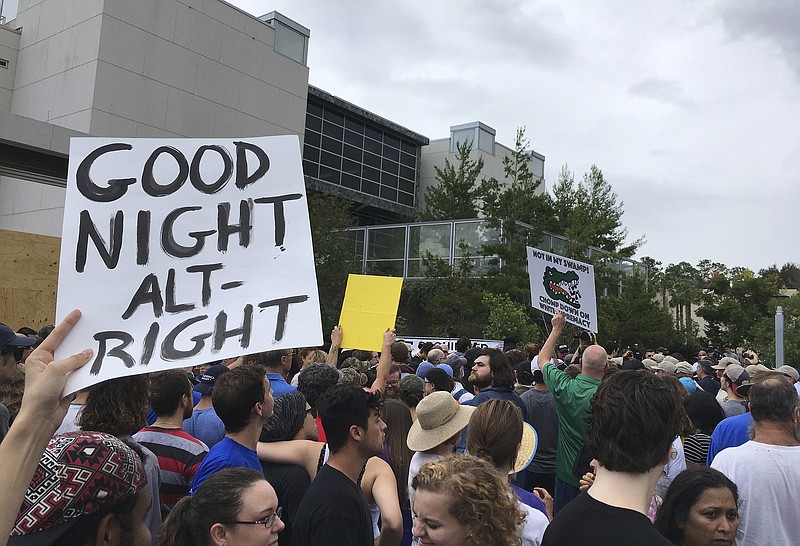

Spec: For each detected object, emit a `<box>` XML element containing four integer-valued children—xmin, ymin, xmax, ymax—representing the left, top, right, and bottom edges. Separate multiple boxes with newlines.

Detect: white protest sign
<box><xmin>527</xmin><ymin>246</ymin><xmax>598</xmax><ymax>332</ymax></box>
<box><xmin>56</xmin><ymin>136</ymin><xmax>322</xmax><ymax>395</ymax></box>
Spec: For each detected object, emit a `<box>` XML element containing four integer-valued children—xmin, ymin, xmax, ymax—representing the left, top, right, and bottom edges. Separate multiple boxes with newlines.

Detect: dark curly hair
<box><xmin>317</xmin><ymin>384</ymin><xmax>382</xmax><ymax>452</ymax></box>
<box><xmin>78</xmin><ymin>375</ymin><xmax>150</xmax><ymax>436</ymax></box>
<box><xmin>297</xmin><ymin>363</ymin><xmax>339</xmax><ymax>408</ymax></box>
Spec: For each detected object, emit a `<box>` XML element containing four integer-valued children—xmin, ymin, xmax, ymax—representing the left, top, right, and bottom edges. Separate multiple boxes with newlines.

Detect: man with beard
<box><xmin>134</xmin><ymin>370</ymin><xmax>208</xmax><ymax>515</ymax></box>
<box><xmin>463</xmin><ymin>348</ymin><xmax>527</xmax><ymax>420</ymax></box>
<box><xmin>711</xmin><ymin>376</ymin><xmax>800</xmax><ymax>546</ymax></box>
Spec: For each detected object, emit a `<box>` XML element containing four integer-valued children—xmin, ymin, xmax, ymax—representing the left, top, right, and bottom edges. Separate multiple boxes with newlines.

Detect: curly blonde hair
<box><xmin>412</xmin><ymin>454</ymin><xmax>525</xmax><ymax>546</ymax></box>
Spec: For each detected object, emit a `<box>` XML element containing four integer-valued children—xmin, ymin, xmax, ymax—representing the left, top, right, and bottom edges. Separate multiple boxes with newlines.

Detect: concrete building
<box><xmin>0</xmin><ymin>0</ymin><xmax>314</xmax><ymax>327</ymax></box>
<box><xmin>419</xmin><ymin>121</ymin><xmax>546</xmax><ymax>213</ymax></box>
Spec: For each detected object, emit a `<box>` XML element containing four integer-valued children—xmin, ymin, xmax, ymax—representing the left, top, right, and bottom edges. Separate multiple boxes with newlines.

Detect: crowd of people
<box><xmin>0</xmin><ymin>309</ymin><xmax>799</xmax><ymax>546</ymax></box>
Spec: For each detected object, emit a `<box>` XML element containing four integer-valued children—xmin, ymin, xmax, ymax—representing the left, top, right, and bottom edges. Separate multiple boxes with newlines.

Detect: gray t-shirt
<box><xmin>520</xmin><ymin>388</ymin><xmax>558</xmax><ymax>474</ymax></box>
<box><xmin>722</xmin><ymin>399</ymin><xmax>747</xmax><ymax>418</ymax></box>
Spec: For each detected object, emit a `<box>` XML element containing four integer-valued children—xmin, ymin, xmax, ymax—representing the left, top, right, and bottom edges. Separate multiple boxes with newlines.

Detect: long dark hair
<box><xmin>654</xmin><ymin>467</ymin><xmax>739</xmax><ymax>544</ymax></box>
<box><xmin>380</xmin><ymin>399</ymin><xmax>413</xmax><ymax>505</ymax></box>
<box><xmin>159</xmin><ymin>468</ymin><xmax>266</xmax><ymax>546</ymax></box>
<box><xmin>78</xmin><ymin>375</ymin><xmax>150</xmax><ymax>436</ymax></box>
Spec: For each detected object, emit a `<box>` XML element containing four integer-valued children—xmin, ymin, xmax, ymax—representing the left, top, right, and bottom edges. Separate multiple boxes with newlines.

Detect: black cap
<box><xmin>0</xmin><ymin>323</ymin><xmax>37</xmax><ymax>347</ymax></box>
<box><xmin>193</xmin><ymin>364</ymin><xmax>230</xmax><ymax>395</ymax></box>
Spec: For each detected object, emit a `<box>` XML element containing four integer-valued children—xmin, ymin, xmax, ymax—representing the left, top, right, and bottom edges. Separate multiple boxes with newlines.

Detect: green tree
<box><xmin>598</xmin><ymin>273</ymin><xmax>678</xmax><ymax>350</ymax></box>
<box><xmin>662</xmin><ymin>262</ymin><xmax>702</xmax><ymax>347</ymax></box>
<box><xmin>398</xmin><ymin>248</ymin><xmax>487</xmax><ymax>338</ymax></box>
<box><xmin>482</xmin><ymin>292</ymin><xmax>536</xmax><ymax>343</ymax></box>
<box><xmin>552</xmin><ymin>164</ymin><xmax>642</xmax><ymax>258</ymax></box>
<box><xmin>307</xmin><ymin>192</ymin><xmax>359</xmax><ymax>337</ymax></box>
<box><xmin>420</xmin><ymin>140</ymin><xmax>484</xmax><ymax>221</ymax></box>
<box><xmin>480</xmin><ymin>127</ymin><xmax>554</xmax><ymax>314</ymax></box>
<box><xmin>696</xmin><ymin>270</ymin><xmax>779</xmax><ymax>348</ymax></box>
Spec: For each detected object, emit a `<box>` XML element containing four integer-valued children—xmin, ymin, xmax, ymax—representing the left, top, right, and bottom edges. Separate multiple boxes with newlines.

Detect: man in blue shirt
<box><xmin>190</xmin><ymin>365</ymin><xmax>274</xmax><ymax>494</ymax></box>
<box><xmin>244</xmin><ymin>349</ymin><xmax>297</xmax><ymax>397</ymax></box>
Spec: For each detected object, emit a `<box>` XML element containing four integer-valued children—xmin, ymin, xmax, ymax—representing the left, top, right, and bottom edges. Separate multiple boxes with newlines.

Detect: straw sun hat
<box><xmin>512</xmin><ymin>422</ymin><xmax>538</xmax><ymax>475</ymax></box>
<box><xmin>407</xmin><ymin>392</ymin><xmax>475</xmax><ymax>452</ymax></box>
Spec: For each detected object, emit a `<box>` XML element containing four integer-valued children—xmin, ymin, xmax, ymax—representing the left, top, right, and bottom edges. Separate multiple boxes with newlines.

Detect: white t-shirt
<box><xmin>711</xmin><ymin>440</ymin><xmax>800</xmax><ymax>546</ymax></box>
<box><xmin>520</xmin><ymin>501</ymin><xmax>548</xmax><ymax>546</ymax></box>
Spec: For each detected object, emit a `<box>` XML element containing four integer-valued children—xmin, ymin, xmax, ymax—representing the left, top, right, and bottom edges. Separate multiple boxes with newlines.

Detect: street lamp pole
<box><xmin>775</xmin><ymin>306</ymin><xmax>784</xmax><ymax>367</ymax></box>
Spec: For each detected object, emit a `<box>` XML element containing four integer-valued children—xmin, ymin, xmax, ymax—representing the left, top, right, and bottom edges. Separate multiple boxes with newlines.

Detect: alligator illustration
<box><xmin>542</xmin><ymin>266</ymin><xmax>582</xmax><ymax>309</ymax></box>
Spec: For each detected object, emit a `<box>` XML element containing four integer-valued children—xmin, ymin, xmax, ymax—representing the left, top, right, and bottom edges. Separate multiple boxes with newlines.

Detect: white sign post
<box><xmin>56</xmin><ymin>136</ymin><xmax>322</xmax><ymax>395</ymax></box>
<box><xmin>527</xmin><ymin>246</ymin><xmax>598</xmax><ymax>332</ymax></box>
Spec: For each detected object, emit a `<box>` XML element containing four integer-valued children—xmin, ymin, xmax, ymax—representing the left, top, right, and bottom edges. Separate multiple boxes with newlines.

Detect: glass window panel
<box><xmin>478</xmin><ymin>128</ymin><xmax>494</xmax><ymax>154</ymax></box>
<box><xmin>451</xmin><ymin>128</ymin><xmax>475</xmax><ymax>151</ymax></box>
<box><xmin>320</xmin><ymin>151</ymin><xmax>341</xmax><ymax>170</ymax></box>
<box><xmin>399</xmin><ymin>165</ymin><xmax>415</xmax><ymax>181</ymax></box>
<box><xmin>302</xmin><ymin>145</ymin><xmax>319</xmax><ymax>163</ymax></box>
<box><xmin>305</xmin><ymin>130</ymin><xmax>321</xmax><ymax>148</ymax></box>
<box><xmin>367</xmin><ymin>227</ymin><xmax>406</xmax><ymax>260</ymax></box>
<box><xmin>362</xmin><ymin>180</ymin><xmax>379</xmax><ymax>195</ymax></box>
<box><xmin>321</xmin><ymin>136</ymin><xmax>343</xmax><ymax>155</ymax></box>
<box><xmin>454</xmin><ymin>256</ymin><xmax>494</xmax><ymax>276</ymax></box>
<box><xmin>342</xmin><ymin>158</ymin><xmax>361</xmax><ymax>176</ymax></box>
<box><xmin>323</xmin><ymin>108</ymin><xmax>344</xmax><ymax>126</ymax></box>
<box><xmin>398</xmin><ymin>178</ymin><xmax>415</xmax><ymax>193</ymax></box>
<box><xmin>400</xmin><ymin>152</ymin><xmax>416</xmax><ymax>168</ymax></box>
<box><xmin>550</xmin><ymin>236</ymin><xmax>567</xmax><ymax>256</ymax></box>
<box><xmin>366</xmin><ymin>260</ymin><xmax>404</xmax><ymax>277</ymax></box>
<box><xmin>381</xmin><ymin>172</ymin><xmax>398</xmax><ymax>189</ymax></box>
<box><xmin>406</xmin><ymin>259</ymin><xmax>424</xmax><ymax>278</ymax></box>
<box><xmin>307</xmin><ymin>102</ymin><xmax>323</xmax><ymax>117</ymax></box>
<box><xmin>274</xmin><ymin>24</ymin><xmax>307</xmax><ymax>64</ymax></box>
<box><xmin>341</xmin><ymin>173</ymin><xmax>360</xmax><ymax>190</ymax></box>
<box><xmin>351</xmin><ymin>229</ymin><xmax>365</xmax><ymax>262</ymax></box>
<box><xmin>382</xmin><ymin>158</ymin><xmax>399</xmax><ymax>174</ymax></box>
<box><xmin>384</xmin><ymin>134</ymin><xmax>400</xmax><ymax>149</ymax></box>
<box><xmin>364</xmin><ymin>126</ymin><xmax>382</xmax><ymax>141</ymax></box>
<box><xmin>322</xmin><ymin>121</ymin><xmax>344</xmax><ymax>139</ymax></box>
<box><xmin>364</xmin><ymin>137</ymin><xmax>382</xmax><ymax>155</ymax></box>
<box><xmin>401</xmin><ymin>140</ymin><xmax>417</xmax><ymax>154</ymax></box>
<box><xmin>453</xmin><ymin>221</ymin><xmax>501</xmax><ymax>256</ymax></box>
<box><xmin>343</xmin><ymin>144</ymin><xmax>362</xmax><ymax>161</ymax></box>
<box><xmin>345</xmin><ymin>117</ymin><xmax>365</xmax><ymax>133</ymax></box>
<box><xmin>409</xmin><ymin>223</ymin><xmax>451</xmax><ymax>259</ymax></box>
<box><xmin>302</xmin><ymin>159</ymin><xmax>318</xmax><ymax>178</ymax></box>
<box><xmin>379</xmin><ymin>186</ymin><xmax>397</xmax><ymax>201</ymax></box>
<box><xmin>364</xmin><ymin>152</ymin><xmax>381</xmax><ymax>169</ymax></box>
<box><xmin>363</xmin><ymin>165</ymin><xmax>380</xmax><ymax>182</ymax></box>
<box><xmin>318</xmin><ymin>166</ymin><xmax>340</xmax><ymax>184</ymax></box>
<box><xmin>398</xmin><ymin>191</ymin><xmax>414</xmax><ymax>207</ymax></box>
<box><xmin>344</xmin><ymin>130</ymin><xmax>363</xmax><ymax>147</ymax></box>
<box><xmin>305</xmin><ymin>114</ymin><xmax>322</xmax><ymax>133</ymax></box>
<box><xmin>382</xmin><ymin>145</ymin><xmax>400</xmax><ymax>162</ymax></box>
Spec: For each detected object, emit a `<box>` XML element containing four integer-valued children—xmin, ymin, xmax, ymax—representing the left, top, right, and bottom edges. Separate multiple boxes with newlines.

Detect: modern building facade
<box><xmin>302</xmin><ymin>85</ymin><xmax>428</xmax><ymax>224</ymax></box>
<box><xmin>419</xmin><ymin>121</ymin><xmax>546</xmax><ymax>212</ymax></box>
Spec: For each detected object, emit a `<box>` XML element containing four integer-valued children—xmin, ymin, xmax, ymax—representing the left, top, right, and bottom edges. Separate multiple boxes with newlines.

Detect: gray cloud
<box><xmin>629</xmin><ymin>77</ymin><xmax>695</xmax><ymax>107</ymax></box>
<box><xmin>717</xmin><ymin>1</ymin><xmax>800</xmax><ymax>80</ymax></box>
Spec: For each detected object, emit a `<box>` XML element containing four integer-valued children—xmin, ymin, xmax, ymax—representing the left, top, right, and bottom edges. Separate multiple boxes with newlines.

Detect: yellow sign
<box><xmin>338</xmin><ymin>274</ymin><xmax>403</xmax><ymax>351</ymax></box>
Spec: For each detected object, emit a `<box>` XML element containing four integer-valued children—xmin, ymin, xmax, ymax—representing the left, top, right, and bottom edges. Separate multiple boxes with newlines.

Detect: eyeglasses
<box><xmin>283</xmin><ymin>350</ymin><xmax>296</xmax><ymax>358</ymax></box>
<box><xmin>224</xmin><ymin>507</ymin><xmax>282</xmax><ymax>528</ymax></box>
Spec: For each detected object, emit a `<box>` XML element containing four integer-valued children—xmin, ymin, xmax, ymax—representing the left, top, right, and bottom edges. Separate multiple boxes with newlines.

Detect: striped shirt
<box><xmin>133</xmin><ymin>427</ymin><xmax>208</xmax><ymax>513</ymax></box>
<box><xmin>684</xmin><ymin>433</ymin><xmax>712</xmax><ymax>465</ymax></box>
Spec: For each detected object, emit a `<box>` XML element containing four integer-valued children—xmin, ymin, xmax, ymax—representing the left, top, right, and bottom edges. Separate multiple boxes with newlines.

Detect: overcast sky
<box><xmin>227</xmin><ymin>0</ymin><xmax>800</xmax><ymax>273</ymax></box>
<box><xmin>7</xmin><ymin>0</ymin><xmax>795</xmax><ymax>271</ymax></box>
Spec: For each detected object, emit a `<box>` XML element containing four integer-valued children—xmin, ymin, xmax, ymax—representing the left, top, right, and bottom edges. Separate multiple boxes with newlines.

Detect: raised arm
<box><xmin>369</xmin><ymin>329</ymin><xmax>396</xmax><ymax>394</ymax></box>
<box><xmin>326</xmin><ymin>325</ymin><xmax>343</xmax><ymax>366</ymax></box>
<box><xmin>0</xmin><ymin>310</ymin><xmax>92</xmax><ymax>546</ymax></box>
<box><xmin>537</xmin><ymin>312</ymin><xmax>566</xmax><ymax>370</ymax></box>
